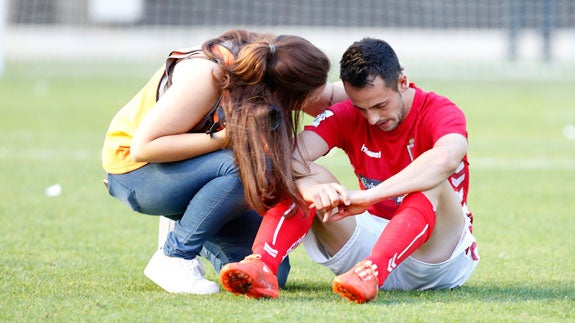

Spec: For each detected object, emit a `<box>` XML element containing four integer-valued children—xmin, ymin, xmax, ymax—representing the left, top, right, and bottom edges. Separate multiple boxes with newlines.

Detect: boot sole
<box><xmin>332</xmin><ymin>279</ymin><xmax>373</xmax><ymax>304</ymax></box>
<box><xmin>220</xmin><ymin>267</ymin><xmax>278</xmax><ymax>299</ymax></box>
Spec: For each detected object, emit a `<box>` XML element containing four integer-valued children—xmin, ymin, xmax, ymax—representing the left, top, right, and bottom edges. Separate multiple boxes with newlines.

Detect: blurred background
<box><xmin>1</xmin><ymin>2</ymin><xmax>574</xmax><ymax>321</ymax></box>
<box><xmin>3</xmin><ymin>0</ymin><xmax>575</xmax><ymax>80</ymax></box>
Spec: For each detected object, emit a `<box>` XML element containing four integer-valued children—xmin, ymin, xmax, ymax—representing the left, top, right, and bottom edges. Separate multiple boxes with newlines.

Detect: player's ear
<box><xmin>398</xmin><ymin>74</ymin><xmax>409</xmax><ymax>92</ymax></box>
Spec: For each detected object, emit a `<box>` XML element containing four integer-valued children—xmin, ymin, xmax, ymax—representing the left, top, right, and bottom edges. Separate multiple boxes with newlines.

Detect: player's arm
<box><xmin>131</xmin><ymin>58</ymin><xmax>226</xmax><ymax>163</ymax></box>
<box><xmin>293</xmin><ymin>130</ymin><xmax>330</xmax><ymax>190</ymax></box>
<box><xmin>293</xmin><ymin>130</ymin><xmax>350</xmax><ymax>219</ymax></box>
<box><xmin>334</xmin><ymin>133</ymin><xmax>468</xmax><ymax>219</ymax></box>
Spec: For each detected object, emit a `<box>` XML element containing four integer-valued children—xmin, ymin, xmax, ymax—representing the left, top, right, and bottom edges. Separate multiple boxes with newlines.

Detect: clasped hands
<box><xmin>301</xmin><ymin>183</ymin><xmax>371</xmax><ymax>222</ymax></box>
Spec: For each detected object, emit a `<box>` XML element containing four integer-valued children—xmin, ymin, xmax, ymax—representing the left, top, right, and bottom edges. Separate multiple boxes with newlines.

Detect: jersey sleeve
<box><xmin>422</xmin><ymin>95</ymin><xmax>468</xmax><ymax>144</ymax></box>
<box><xmin>303</xmin><ymin>100</ymin><xmax>358</xmax><ymax>150</ymax></box>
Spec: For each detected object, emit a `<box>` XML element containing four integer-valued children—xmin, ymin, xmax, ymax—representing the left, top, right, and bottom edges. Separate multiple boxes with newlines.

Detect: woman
<box><xmin>101</xmin><ymin>29</ymin><xmax>335</xmax><ymax>294</ymax></box>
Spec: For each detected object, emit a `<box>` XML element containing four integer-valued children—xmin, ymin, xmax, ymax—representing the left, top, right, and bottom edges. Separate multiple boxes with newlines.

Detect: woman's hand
<box><xmin>211</xmin><ymin>128</ymin><xmax>228</xmax><ymax>147</ymax></box>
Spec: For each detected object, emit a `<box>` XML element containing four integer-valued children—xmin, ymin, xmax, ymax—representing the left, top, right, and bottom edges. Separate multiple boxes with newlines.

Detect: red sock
<box><xmin>366</xmin><ymin>192</ymin><xmax>436</xmax><ymax>286</ymax></box>
<box><xmin>252</xmin><ymin>199</ymin><xmax>315</xmax><ymax>274</ymax></box>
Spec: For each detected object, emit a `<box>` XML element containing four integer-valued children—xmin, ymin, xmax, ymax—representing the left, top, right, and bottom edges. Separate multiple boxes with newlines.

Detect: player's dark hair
<box><xmin>340</xmin><ymin>38</ymin><xmax>403</xmax><ymax>91</ymax></box>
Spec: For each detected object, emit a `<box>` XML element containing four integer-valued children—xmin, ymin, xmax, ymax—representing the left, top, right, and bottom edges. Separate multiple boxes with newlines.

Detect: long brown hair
<box><xmin>204</xmin><ymin>30</ymin><xmax>330</xmax><ymax>214</ymax></box>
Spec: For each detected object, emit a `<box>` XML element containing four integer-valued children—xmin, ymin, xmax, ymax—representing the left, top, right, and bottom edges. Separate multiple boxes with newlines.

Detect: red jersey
<box><xmin>304</xmin><ymin>83</ymin><xmax>472</xmax><ymax>225</ymax></box>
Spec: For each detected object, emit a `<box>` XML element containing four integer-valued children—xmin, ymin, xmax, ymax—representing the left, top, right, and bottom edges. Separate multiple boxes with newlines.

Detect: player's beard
<box><xmin>387</xmin><ymin>92</ymin><xmax>407</xmax><ymax>131</ymax></box>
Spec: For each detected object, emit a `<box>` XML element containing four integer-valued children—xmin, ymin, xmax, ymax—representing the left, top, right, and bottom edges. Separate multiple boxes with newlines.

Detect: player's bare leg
<box><xmin>311</xmin><ymin>216</ymin><xmax>355</xmax><ymax>257</ymax></box>
<box><xmin>413</xmin><ymin>180</ymin><xmax>465</xmax><ymax>264</ymax></box>
<box><xmin>304</xmin><ymin>163</ymin><xmax>357</xmax><ymax>257</ymax></box>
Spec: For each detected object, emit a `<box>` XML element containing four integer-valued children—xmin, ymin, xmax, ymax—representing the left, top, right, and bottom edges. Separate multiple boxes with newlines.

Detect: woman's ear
<box><xmin>268</xmin><ymin>105</ymin><xmax>281</xmax><ymax>131</ymax></box>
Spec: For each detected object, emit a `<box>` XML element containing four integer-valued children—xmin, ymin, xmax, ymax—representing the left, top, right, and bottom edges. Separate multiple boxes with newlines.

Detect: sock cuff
<box><xmin>396</xmin><ymin>192</ymin><xmax>436</xmax><ymax>234</ymax></box>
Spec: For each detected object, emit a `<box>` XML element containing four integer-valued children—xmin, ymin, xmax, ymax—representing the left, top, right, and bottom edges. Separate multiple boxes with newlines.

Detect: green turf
<box><xmin>0</xmin><ymin>62</ymin><xmax>574</xmax><ymax>321</ymax></box>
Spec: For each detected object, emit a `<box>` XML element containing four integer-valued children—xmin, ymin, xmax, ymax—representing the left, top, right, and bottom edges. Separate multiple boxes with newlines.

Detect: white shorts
<box><xmin>303</xmin><ymin>211</ymin><xmax>480</xmax><ymax>291</ymax></box>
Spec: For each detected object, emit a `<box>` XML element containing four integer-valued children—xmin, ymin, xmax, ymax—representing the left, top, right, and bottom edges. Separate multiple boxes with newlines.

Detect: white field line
<box><xmin>471</xmin><ymin>157</ymin><xmax>575</xmax><ymax>170</ymax></box>
<box><xmin>1</xmin><ymin>147</ymin><xmax>574</xmax><ymax>170</ymax></box>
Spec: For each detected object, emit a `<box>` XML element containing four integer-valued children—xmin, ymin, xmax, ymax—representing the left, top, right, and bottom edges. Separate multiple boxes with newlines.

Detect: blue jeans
<box><xmin>107</xmin><ymin>149</ymin><xmax>289</xmax><ymax>287</ymax></box>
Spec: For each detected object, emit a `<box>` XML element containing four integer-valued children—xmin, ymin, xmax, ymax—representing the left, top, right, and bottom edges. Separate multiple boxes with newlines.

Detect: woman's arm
<box><xmin>302</xmin><ymin>81</ymin><xmax>347</xmax><ymax>117</ymax></box>
<box><xmin>131</xmin><ymin>58</ymin><xmax>226</xmax><ymax>163</ymax></box>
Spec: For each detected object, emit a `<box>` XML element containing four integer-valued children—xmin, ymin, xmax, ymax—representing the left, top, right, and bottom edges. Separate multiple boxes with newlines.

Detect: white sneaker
<box><xmin>144</xmin><ymin>249</ymin><xmax>220</xmax><ymax>294</ymax></box>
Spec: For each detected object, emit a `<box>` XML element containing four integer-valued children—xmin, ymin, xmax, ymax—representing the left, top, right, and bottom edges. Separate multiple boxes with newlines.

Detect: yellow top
<box><xmin>101</xmin><ymin>45</ymin><xmax>234</xmax><ymax>174</ymax></box>
<box><xmin>101</xmin><ymin>65</ymin><xmax>166</xmax><ymax>174</ymax></box>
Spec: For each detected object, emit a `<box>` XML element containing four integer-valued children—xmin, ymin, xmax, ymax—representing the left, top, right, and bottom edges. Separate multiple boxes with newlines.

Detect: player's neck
<box><xmin>403</xmin><ymin>88</ymin><xmax>415</xmax><ymax>114</ymax></box>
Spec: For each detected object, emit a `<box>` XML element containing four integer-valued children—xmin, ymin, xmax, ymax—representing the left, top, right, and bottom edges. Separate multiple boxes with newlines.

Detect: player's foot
<box><xmin>144</xmin><ymin>249</ymin><xmax>219</xmax><ymax>294</ymax></box>
<box><xmin>220</xmin><ymin>254</ymin><xmax>279</xmax><ymax>299</ymax></box>
<box><xmin>332</xmin><ymin>260</ymin><xmax>379</xmax><ymax>304</ymax></box>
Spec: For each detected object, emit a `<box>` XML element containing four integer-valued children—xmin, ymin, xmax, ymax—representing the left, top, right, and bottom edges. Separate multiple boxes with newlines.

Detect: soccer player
<box><xmin>220</xmin><ymin>37</ymin><xmax>479</xmax><ymax>303</ymax></box>
<box><xmin>102</xmin><ymin>30</ymin><xmax>337</xmax><ymax>294</ymax></box>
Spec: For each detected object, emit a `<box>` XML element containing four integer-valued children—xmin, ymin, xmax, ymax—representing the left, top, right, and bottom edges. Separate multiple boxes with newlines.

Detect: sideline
<box><xmin>1</xmin><ymin>147</ymin><xmax>574</xmax><ymax>170</ymax></box>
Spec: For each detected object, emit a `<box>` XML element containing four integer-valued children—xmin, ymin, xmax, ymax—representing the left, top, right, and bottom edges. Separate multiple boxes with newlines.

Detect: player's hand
<box><xmin>301</xmin><ymin>183</ymin><xmax>350</xmax><ymax>222</ymax></box>
<box><xmin>327</xmin><ymin>190</ymin><xmax>371</xmax><ymax>222</ymax></box>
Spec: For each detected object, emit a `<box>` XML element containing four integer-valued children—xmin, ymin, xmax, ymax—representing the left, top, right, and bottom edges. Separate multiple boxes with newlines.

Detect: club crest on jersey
<box><xmin>311</xmin><ymin>110</ymin><xmax>334</xmax><ymax>127</ymax></box>
<box><xmin>406</xmin><ymin>138</ymin><xmax>415</xmax><ymax>161</ymax></box>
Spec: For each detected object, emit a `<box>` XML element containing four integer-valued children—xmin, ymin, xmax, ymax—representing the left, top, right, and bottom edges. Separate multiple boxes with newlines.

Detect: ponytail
<box><xmin>229</xmin><ymin>40</ymin><xmax>276</xmax><ymax>86</ymax></box>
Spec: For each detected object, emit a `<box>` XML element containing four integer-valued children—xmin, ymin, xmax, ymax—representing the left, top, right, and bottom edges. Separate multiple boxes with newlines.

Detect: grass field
<box><xmin>1</xmin><ymin>62</ymin><xmax>574</xmax><ymax>322</ymax></box>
